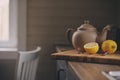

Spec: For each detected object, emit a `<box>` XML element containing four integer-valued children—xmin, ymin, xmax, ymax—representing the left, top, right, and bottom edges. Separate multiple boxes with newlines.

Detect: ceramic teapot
<box><xmin>66</xmin><ymin>20</ymin><xmax>111</xmax><ymax>52</ymax></box>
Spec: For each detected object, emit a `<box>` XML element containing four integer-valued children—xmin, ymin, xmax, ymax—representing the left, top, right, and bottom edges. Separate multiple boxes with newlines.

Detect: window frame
<box><xmin>17</xmin><ymin>0</ymin><xmax>27</xmax><ymax>51</ymax></box>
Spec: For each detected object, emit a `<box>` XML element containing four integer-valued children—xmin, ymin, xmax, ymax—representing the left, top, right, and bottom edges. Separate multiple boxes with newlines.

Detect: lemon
<box><xmin>84</xmin><ymin>42</ymin><xmax>99</xmax><ymax>54</ymax></box>
<box><xmin>101</xmin><ymin>40</ymin><xmax>117</xmax><ymax>54</ymax></box>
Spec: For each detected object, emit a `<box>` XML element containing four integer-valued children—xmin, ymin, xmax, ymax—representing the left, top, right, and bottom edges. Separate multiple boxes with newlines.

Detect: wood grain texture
<box><xmin>52</xmin><ymin>49</ymin><xmax>120</xmax><ymax>65</ymax></box>
<box><xmin>68</xmin><ymin>62</ymin><xmax>120</xmax><ymax>80</ymax></box>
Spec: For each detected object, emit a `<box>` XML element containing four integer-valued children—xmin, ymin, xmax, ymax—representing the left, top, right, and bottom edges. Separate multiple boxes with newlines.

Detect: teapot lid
<box><xmin>77</xmin><ymin>20</ymin><xmax>96</xmax><ymax>30</ymax></box>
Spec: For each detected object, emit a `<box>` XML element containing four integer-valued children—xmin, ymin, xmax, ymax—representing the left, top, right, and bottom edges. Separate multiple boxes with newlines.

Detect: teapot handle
<box><xmin>66</xmin><ymin>28</ymin><xmax>75</xmax><ymax>45</ymax></box>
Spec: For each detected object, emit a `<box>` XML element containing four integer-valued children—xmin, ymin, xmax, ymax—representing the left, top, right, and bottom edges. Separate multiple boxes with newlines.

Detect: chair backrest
<box><xmin>16</xmin><ymin>46</ymin><xmax>41</xmax><ymax>80</ymax></box>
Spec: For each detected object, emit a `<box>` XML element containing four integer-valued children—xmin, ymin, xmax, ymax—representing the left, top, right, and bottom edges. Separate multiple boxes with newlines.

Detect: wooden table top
<box><xmin>68</xmin><ymin>62</ymin><xmax>120</xmax><ymax>80</ymax></box>
<box><xmin>53</xmin><ymin>45</ymin><xmax>120</xmax><ymax>80</ymax></box>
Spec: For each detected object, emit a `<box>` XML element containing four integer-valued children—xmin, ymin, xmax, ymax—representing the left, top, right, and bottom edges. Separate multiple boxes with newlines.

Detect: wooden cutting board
<box><xmin>51</xmin><ymin>49</ymin><xmax>120</xmax><ymax>65</ymax></box>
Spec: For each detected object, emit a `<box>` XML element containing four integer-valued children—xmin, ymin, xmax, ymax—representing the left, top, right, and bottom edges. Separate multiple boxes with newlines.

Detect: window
<box><xmin>0</xmin><ymin>0</ymin><xmax>26</xmax><ymax>50</ymax></box>
<box><xmin>0</xmin><ymin>0</ymin><xmax>9</xmax><ymax>41</ymax></box>
<box><xmin>0</xmin><ymin>0</ymin><xmax>17</xmax><ymax>48</ymax></box>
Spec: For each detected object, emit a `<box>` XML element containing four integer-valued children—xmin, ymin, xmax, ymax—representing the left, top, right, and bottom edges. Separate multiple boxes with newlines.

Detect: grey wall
<box><xmin>27</xmin><ymin>0</ymin><xmax>118</xmax><ymax>80</ymax></box>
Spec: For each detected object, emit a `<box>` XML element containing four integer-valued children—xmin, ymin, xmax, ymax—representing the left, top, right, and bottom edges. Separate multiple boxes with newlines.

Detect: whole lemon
<box><xmin>101</xmin><ymin>40</ymin><xmax>117</xmax><ymax>54</ymax></box>
<box><xmin>84</xmin><ymin>42</ymin><xmax>99</xmax><ymax>54</ymax></box>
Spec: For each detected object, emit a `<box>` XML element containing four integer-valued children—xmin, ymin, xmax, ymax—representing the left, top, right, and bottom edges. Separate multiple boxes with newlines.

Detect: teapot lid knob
<box><xmin>84</xmin><ymin>20</ymin><xmax>90</xmax><ymax>24</ymax></box>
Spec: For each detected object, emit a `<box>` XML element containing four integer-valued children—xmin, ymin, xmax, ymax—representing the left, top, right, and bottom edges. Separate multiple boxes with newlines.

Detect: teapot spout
<box><xmin>97</xmin><ymin>25</ymin><xmax>111</xmax><ymax>43</ymax></box>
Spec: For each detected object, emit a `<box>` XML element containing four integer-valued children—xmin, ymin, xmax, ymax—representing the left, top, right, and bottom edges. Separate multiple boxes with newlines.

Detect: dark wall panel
<box><xmin>118</xmin><ymin>0</ymin><xmax>120</xmax><ymax>26</ymax></box>
<box><xmin>0</xmin><ymin>60</ymin><xmax>16</xmax><ymax>80</ymax></box>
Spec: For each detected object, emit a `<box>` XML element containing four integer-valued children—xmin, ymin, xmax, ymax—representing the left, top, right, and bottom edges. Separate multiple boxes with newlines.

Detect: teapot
<box><xmin>66</xmin><ymin>20</ymin><xmax>111</xmax><ymax>52</ymax></box>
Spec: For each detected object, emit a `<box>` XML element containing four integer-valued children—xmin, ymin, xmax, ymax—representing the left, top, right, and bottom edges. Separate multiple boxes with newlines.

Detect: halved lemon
<box><xmin>101</xmin><ymin>40</ymin><xmax>117</xmax><ymax>54</ymax></box>
<box><xmin>84</xmin><ymin>42</ymin><xmax>99</xmax><ymax>54</ymax></box>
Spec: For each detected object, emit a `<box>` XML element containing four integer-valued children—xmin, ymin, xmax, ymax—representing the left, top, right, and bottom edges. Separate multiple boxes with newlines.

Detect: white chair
<box><xmin>15</xmin><ymin>46</ymin><xmax>41</xmax><ymax>80</ymax></box>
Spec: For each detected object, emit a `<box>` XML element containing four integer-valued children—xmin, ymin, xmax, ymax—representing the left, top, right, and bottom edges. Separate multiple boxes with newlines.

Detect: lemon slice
<box><xmin>84</xmin><ymin>42</ymin><xmax>99</xmax><ymax>54</ymax></box>
<box><xmin>101</xmin><ymin>40</ymin><xmax>117</xmax><ymax>54</ymax></box>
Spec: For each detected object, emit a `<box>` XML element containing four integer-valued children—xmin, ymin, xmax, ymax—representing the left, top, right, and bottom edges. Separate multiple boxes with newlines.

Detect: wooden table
<box><xmin>68</xmin><ymin>62</ymin><xmax>120</xmax><ymax>80</ymax></box>
<box><xmin>52</xmin><ymin>45</ymin><xmax>120</xmax><ymax>80</ymax></box>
